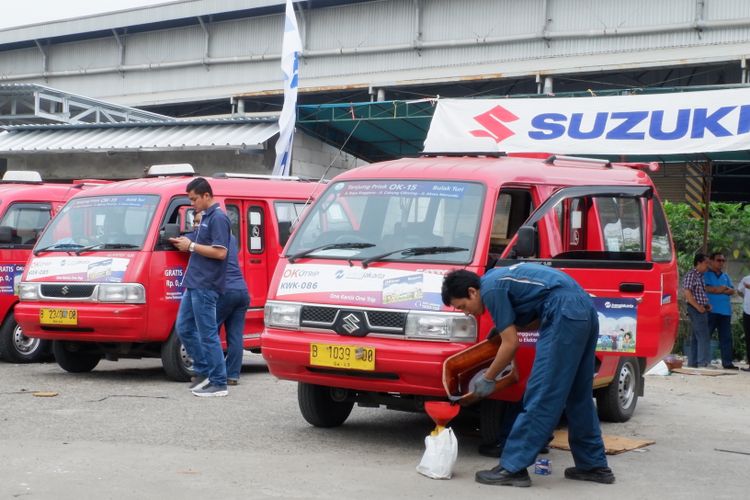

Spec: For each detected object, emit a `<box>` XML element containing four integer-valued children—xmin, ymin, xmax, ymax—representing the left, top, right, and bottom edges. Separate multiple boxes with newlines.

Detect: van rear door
<box><xmin>503</xmin><ymin>185</ymin><xmax>663</xmax><ymax>358</ymax></box>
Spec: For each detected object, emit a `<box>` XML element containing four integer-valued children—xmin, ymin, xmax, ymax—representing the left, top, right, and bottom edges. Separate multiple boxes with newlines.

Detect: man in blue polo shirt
<box><xmin>170</xmin><ymin>177</ymin><xmax>231</xmax><ymax>397</ymax></box>
<box><xmin>704</xmin><ymin>252</ymin><xmax>738</xmax><ymax>370</ymax></box>
<box><xmin>442</xmin><ymin>264</ymin><xmax>613</xmax><ymax>488</ymax></box>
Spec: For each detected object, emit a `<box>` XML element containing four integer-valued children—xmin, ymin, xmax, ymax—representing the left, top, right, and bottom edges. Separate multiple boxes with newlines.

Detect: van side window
<box><xmin>595</xmin><ymin>197</ymin><xmax>644</xmax><ymax>253</ymax></box>
<box><xmin>490</xmin><ymin>190</ymin><xmax>533</xmax><ymax>255</ymax></box>
<box><xmin>651</xmin><ymin>198</ymin><xmax>673</xmax><ymax>262</ymax></box>
<box><xmin>226</xmin><ymin>204</ymin><xmax>240</xmax><ymax>250</ymax></box>
<box><xmin>275</xmin><ymin>201</ymin><xmax>308</xmax><ymax>248</ymax></box>
<box><xmin>247</xmin><ymin>206</ymin><xmax>264</xmax><ymax>254</ymax></box>
<box><xmin>0</xmin><ymin>203</ymin><xmax>51</xmax><ymax>246</ymax></box>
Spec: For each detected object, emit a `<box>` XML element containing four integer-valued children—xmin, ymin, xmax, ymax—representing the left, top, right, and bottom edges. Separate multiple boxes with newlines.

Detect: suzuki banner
<box><xmin>423</xmin><ymin>89</ymin><xmax>750</xmax><ymax>155</ymax></box>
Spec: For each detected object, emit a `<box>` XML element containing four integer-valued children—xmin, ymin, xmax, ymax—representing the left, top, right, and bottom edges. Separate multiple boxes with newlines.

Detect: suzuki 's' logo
<box><xmin>471</xmin><ymin>105</ymin><xmax>519</xmax><ymax>143</ymax></box>
<box><xmin>341</xmin><ymin>313</ymin><xmax>361</xmax><ymax>334</ymax></box>
<box><xmin>61</xmin><ymin>285</ymin><xmax>70</xmax><ymax>296</ymax></box>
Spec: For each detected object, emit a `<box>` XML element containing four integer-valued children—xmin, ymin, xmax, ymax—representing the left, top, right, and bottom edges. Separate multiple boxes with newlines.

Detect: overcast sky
<box><xmin>0</xmin><ymin>0</ymin><xmax>176</xmax><ymax>29</ymax></box>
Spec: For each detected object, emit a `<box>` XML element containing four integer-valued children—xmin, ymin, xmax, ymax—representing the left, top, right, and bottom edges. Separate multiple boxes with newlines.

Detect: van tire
<box><xmin>161</xmin><ymin>330</ymin><xmax>193</xmax><ymax>382</ymax></box>
<box><xmin>298</xmin><ymin>382</ymin><xmax>354</xmax><ymax>428</ymax></box>
<box><xmin>51</xmin><ymin>341</ymin><xmax>101</xmax><ymax>373</ymax></box>
<box><xmin>0</xmin><ymin>314</ymin><xmax>50</xmax><ymax>363</ymax></box>
<box><xmin>479</xmin><ymin>399</ymin><xmax>507</xmax><ymax>445</ymax></box>
<box><xmin>596</xmin><ymin>356</ymin><xmax>640</xmax><ymax>422</ymax></box>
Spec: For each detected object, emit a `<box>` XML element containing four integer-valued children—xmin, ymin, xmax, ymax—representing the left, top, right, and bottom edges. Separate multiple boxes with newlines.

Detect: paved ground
<box><xmin>0</xmin><ymin>354</ymin><xmax>747</xmax><ymax>499</ymax></box>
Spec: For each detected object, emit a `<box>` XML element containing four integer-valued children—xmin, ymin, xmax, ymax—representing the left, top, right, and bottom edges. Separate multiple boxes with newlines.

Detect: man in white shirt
<box><xmin>738</xmin><ymin>274</ymin><xmax>750</xmax><ymax>372</ymax></box>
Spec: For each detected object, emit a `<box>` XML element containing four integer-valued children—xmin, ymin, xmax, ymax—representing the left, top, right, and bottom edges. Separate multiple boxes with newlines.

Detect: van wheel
<box><xmin>298</xmin><ymin>383</ymin><xmax>354</xmax><ymax>427</ymax></box>
<box><xmin>596</xmin><ymin>356</ymin><xmax>640</xmax><ymax>422</ymax></box>
<box><xmin>160</xmin><ymin>330</ymin><xmax>193</xmax><ymax>382</ymax></box>
<box><xmin>479</xmin><ymin>399</ymin><xmax>507</xmax><ymax>445</ymax></box>
<box><xmin>0</xmin><ymin>314</ymin><xmax>50</xmax><ymax>363</ymax></box>
<box><xmin>51</xmin><ymin>341</ymin><xmax>101</xmax><ymax>373</ymax></box>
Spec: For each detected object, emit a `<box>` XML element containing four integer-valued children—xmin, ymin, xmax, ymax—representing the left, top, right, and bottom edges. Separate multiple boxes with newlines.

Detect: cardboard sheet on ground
<box><xmin>550</xmin><ymin>429</ymin><xmax>654</xmax><ymax>455</ymax></box>
<box><xmin>671</xmin><ymin>368</ymin><xmax>736</xmax><ymax>376</ymax></box>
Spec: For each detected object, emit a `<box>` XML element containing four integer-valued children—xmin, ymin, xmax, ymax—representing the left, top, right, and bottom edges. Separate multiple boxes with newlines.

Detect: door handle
<box><xmin>619</xmin><ymin>282</ymin><xmax>644</xmax><ymax>293</ymax></box>
<box><xmin>249</xmin><ymin>259</ymin><xmax>262</xmax><ymax>264</ymax></box>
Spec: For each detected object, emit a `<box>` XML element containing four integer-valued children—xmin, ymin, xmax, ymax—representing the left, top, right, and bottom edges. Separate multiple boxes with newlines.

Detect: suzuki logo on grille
<box><xmin>341</xmin><ymin>313</ymin><xmax>361</xmax><ymax>334</ymax></box>
<box><xmin>470</xmin><ymin>105</ymin><xmax>519</xmax><ymax>143</ymax></box>
<box><xmin>61</xmin><ymin>286</ymin><xmax>70</xmax><ymax>296</ymax></box>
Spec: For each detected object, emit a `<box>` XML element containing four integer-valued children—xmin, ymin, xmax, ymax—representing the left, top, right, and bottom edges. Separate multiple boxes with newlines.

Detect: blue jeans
<box><xmin>500</xmin><ymin>292</ymin><xmax>607</xmax><ymax>473</ymax></box>
<box><xmin>687</xmin><ymin>306</ymin><xmax>711</xmax><ymax>367</ymax></box>
<box><xmin>707</xmin><ymin>312</ymin><xmax>734</xmax><ymax>367</ymax></box>
<box><xmin>217</xmin><ymin>288</ymin><xmax>250</xmax><ymax>381</ymax></box>
<box><xmin>176</xmin><ymin>288</ymin><xmax>227</xmax><ymax>386</ymax></box>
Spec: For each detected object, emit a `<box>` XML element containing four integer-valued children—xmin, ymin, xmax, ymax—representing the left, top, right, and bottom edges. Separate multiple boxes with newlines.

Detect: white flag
<box><xmin>272</xmin><ymin>0</ymin><xmax>303</xmax><ymax>176</ymax></box>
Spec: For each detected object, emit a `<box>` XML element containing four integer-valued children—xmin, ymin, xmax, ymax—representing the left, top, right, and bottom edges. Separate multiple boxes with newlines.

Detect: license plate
<box><xmin>310</xmin><ymin>343</ymin><xmax>375</xmax><ymax>371</ymax></box>
<box><xmin>39</xmin><ymin>308</ymin><xmax>78</xmax><ymax>325</ymax></box>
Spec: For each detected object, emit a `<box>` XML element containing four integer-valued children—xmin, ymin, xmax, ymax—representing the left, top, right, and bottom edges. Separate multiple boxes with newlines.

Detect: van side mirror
<box><xmin>0</xmin><ymin>226</ymin><xmax>12</xmax><ymax>243</ymax></box>
<box><xmin>514</xmin><ymin>226</ymin><xmax>537</xmax><ymax>258</ymax></box>
<box><xmin>159</xmin><ymin>224</ymin><xmax>180</xmax><ymax>246</ymax></box>
<box><xmin>277</xmin><ymin>221</ymin><xmax>293</xmax><ymax>248</ymax></box>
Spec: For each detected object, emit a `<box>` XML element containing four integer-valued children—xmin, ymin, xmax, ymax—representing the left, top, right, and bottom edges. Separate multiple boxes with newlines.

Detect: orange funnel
<box><xmin>424</xmin><ymin>401</ymin><xmax>460</xmax><ymax>427</ymax></box>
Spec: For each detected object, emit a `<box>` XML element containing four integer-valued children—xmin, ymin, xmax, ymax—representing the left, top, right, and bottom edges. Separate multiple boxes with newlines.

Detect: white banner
<box><xmin>423</xmin><ymin>89</ymin><xmax>750</xmax><ymax>155</ymax></box>
<box><xmin>272</xmin><ymin>0</ymin><xmax>303</xmax><ymax>176</ymax></box>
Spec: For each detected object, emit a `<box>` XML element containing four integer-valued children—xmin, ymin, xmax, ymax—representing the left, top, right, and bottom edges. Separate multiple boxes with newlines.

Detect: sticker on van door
<box><xmin>164</xmin><ymin>266</ymin><xmax>186</xmax><ymax>301</ymax></box>
<box><xmin>0</xmin><ymin>264</ymin><xmax>24</xmax><ymax>295</ymax></box>
<box><xmin>593</xmin><ymin>297</ymin><xmax>637</xmax><ymax>353</ymax></box>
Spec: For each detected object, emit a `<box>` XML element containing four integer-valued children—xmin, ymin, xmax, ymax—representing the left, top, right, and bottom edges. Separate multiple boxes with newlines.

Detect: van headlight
<box><xmin>18</xmin><ymin>283</ymin><xmax>40</xmax><ymax>301</ymax></box>
<box><xmin>405</xmin><ymin>312</ymin><xmax>477</xmax><ymax>342</ymax></box>
<box><xmin>96</xmin><ymin>283</ymin><xmax>146</xmax><ymax>303</ymax></box>
<box><xmin>265</xmin><ymin>301</ymin><xmax>301</xmax><ymax>329</ymax></box>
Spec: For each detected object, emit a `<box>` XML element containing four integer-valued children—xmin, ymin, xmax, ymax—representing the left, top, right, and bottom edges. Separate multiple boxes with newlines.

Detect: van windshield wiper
<box><xmin>33</xmin><ymin>243</ymin><xmax>85</xmax><ymax>256</ymax></box>
<box><xmin>287</xmin><ymin>242</ymin><xmax>375</xmax><ymax>263</ymax></box>
<box><xmin>361</xmin><ymin>246</ymin><xmax>468</xmax><ymax>268</ymax></box>
<box><xmin>75</xmin><ymin>243</ymin><xmax>140</xmax><ymax>255</ymax></box>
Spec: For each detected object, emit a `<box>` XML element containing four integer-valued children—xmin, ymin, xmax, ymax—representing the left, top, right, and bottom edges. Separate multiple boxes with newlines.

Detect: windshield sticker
<box><xmin>341</xmin><ymin>181</ymin><xmax>467</xmax><ymax>199</ymax></box>
<box><xmin>164</xmin><ymin>266</ymin><xmax>186</xmax><ymax>301</ymax></box>
<box><xmin>0</xmin><ymin>264</ymin><xmax>24</xmax><ymax>295</ymax></box>
<box><xmin>25</xmin><ymin>257</ymin><xmax>129</xmax><ymax>283</ymax></box>
<box><xmin>68</xmin><ymin>195</ymin><xmax>155</xmax><ymax>210</ymax></box>
<box><xmin>594</xmin><ymin>297</ymin><xmax>638</xmax><ymax>353</ymax></box>
<box><xmin>277</xmin><ymin>264</ymin><xmax>445</xmax><ymax>311</ymax></box>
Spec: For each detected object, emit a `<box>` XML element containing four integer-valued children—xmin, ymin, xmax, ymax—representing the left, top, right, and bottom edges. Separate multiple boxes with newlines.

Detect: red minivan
<box><xmin>261</xmin><ymin>154</ymin><xmax>678</xmax><ymax>440</ymax></box>
<box><xmin>0</xmin><ymin>171</ymin><xmax>108</xmax><ymax>363</ymax></box>
<box><xmin>15</xmin><ymin>165</ymin><xmax>318</xmax><ymax>380</ymax></box>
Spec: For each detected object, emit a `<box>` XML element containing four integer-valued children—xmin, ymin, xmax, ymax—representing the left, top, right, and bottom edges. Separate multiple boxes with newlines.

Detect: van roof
<box><xmin>0</xmin><ymin>181</ymin><xmax>82</xmax><ymax>203</ymax></box>
<box><xmin>336</xmin><ymin>155</ymin><xmax>654</xmax><ymax>187</ymax></box>
<box><xmin>67</xmin><ymin>175</ymin><xmax>321</xmax><ymax>200</ymax></box>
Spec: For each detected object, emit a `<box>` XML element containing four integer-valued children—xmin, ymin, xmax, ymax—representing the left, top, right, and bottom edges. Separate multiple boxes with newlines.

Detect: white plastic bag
<box><xmin>416</xmin><ymin>427</ymin><xmax>458</xmax><ymax>479</ymax></box>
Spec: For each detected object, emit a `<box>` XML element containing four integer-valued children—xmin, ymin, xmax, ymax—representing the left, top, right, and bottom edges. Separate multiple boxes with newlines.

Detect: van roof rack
<box><xmin>212</xmin><ymin>172</ymin><xmax>323</xmax><ymax>182</ymax></box>
<box><xmin>145</xmin><ymin>164</ymin><xmax>195</xmax><ymax>177</ymax></box>
<box><xmin>544</xmin><ymin>155</ymin><xmax>611</xmax><ymax>168</ymax></box>
<box><xmin>418</xmin><ymin>152</ymin><xmax>506</xmax><ymax>158</ymax></box>
<box><xmin>1</xmin><ymin>170</ymin><xmax>43</xmax><ymax>184</ymax></box>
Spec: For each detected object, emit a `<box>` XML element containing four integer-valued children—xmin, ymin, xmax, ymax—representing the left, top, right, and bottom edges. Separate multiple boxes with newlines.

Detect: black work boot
<box><xmin>475</xmin><ymin>466</ymin><xmax>531</xmax><ymax>487</ymax></box>
<box><xmin>564</xmin><ymin>466</ymin><xmax>616</xmax><ymax>484</ymax></box>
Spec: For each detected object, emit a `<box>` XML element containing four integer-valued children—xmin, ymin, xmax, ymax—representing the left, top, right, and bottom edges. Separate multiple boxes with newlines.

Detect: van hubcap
<box><xmin>617</xmin><ymin>362</ymin><xmax>636</xmax><ymax>410</ymax></box>
<box><xmin>13</xmin><ymin>324</ymin><xmax>40</xmax><ymax>355</ymax></box>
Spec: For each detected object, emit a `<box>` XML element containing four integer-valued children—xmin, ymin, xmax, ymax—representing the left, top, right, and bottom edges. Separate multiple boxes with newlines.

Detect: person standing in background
<box><xmin>704</xmin><ymin>252</ymin><xmax>738</xmax><ymax>370</ymax></box>
<box><xmin>737</xmin><ymin>272</ymin><xmax>750</xmax><ymax>372</ymax></box>
<box><xmin>683</xmin><ymin>253</ymin><xmax>712</xmax><ymax>368</ymax></box>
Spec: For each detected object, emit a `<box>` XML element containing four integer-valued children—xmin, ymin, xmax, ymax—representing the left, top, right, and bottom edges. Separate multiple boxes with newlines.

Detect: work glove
<box><xmin>470</xmin><ymin>375</ymin><xmax>496</xmax><ymax>398</ymax></box>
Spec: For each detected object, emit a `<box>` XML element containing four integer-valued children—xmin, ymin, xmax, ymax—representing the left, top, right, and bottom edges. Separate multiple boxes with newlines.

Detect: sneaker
<box><xmin>188</xmin><ymin>376</ymin><xmax>209</xmax><ymax>391</ymax></box>
<box><xmin>564</xmin><ymin>466</ymin><xmax>615</xmax><ymax>484</ymax></box>
<box><xmin>227</xmin><ymin>379</ymin><xmax>239</xmax><ymax>386</ymax></box>
<box><xmin>722</xmin><ymin>364</ymin><xmax>739</xmax><ymax>370</ymax></box>
<box><xmin>741</xmin><ymin>367</ymin><xmax>750</xmax><ymax>372</ymax></box>
<box><xmin>191</xmin><ymin>383</ymin><xmax>228</xmax><ymax>397</ymax></box>
<box><xmin>475</xmin><ymin>466</ymin><xmax>531</xmax><ymax>487</ymax></box>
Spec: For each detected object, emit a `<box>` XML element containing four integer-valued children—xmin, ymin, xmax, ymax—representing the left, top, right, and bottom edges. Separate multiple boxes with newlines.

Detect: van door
<box><xmin>504</xmin><ymin>185</ymin><xmax>662</xmax><ymax>358</ymax></box>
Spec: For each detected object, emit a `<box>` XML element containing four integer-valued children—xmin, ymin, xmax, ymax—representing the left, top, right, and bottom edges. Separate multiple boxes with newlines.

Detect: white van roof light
<box><xmin>1</xmin><ymin>170</ymin><xmax>43</xmax><ymax>183</ymax></box>
<box><xmin>212</xmin><ymin>172</ymin><xmax>324</xmax><ymax>182</ymax></box>
<box><xmin>145</xmin><ymin>164</ymin><xmax>195</xmax><ymax>177</ymax></box>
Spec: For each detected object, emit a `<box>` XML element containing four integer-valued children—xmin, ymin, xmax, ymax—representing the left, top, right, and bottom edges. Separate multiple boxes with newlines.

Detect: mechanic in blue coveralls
<box><xmin>441</xmin><ymin>264</ymin><xmax>614</xmax><ymax>487</ymax></box>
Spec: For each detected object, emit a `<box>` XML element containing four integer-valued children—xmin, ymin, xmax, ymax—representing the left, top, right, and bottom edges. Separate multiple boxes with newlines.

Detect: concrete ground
<box><xmin>0</xmin><ymin>354</ymin><xmax>747</xmax><ymax>499</ymax></box>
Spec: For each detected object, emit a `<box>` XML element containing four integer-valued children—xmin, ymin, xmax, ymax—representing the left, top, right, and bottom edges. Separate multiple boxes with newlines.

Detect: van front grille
<box><xmin>40</xmin><ymin>284</ymin><xmax>96</xmax><ymax>299</ymax></box>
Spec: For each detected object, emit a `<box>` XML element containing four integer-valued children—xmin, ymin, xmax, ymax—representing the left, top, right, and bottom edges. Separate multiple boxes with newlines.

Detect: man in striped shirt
<box><xmin>683</xmin><ymin>253</ymin><xmax>712</xmax><ymax>368</ymax></box>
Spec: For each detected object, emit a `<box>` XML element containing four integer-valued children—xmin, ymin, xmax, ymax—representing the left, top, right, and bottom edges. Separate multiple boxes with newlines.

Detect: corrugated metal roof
<box><xmin>0</xmin><ymin>118</ymin><xmax>278</xmax><ymax>153</ymax></box>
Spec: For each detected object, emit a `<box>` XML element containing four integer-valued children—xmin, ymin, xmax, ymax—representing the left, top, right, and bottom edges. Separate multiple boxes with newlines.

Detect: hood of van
<box><xmin>25</xmin><ymin>255</ymin><xmax>130</xmax><ymax>283</ymax></box>
<box><xmin>276</xmin><ymin>262</ymin><xmax>449</xmax><ymax>311</ymax></box>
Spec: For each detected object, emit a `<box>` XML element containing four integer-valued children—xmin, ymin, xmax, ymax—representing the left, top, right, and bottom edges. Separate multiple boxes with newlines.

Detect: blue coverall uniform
<box><xmin>480</xmin><ymin>263</ymin><xmax>608</xmax><ymax>473</ymax></box>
